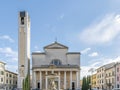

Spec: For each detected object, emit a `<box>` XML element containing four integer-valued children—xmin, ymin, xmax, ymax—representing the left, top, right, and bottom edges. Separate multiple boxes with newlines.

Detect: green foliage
<box><xmin>22</xmin><ymin>60</ymin><xmax>30</xmax><ymax>90</ymax></box>
<box><xmin>87</xmin><ymin>76</ymin><xmax>91</xmax><ymax>90</ymax></box>
<box><xmin>82</xmin><ymin>77</ymin><xmax>86</xmax><ymax>90</ymax></box>
<box><xmin>82</xmin><ymin>76</ymin><xmax>91</xmax><ymax>90</ymax></box>
<box><xmin>22</xmin><ymin>79</ymin><xmax>25</xmax><ymax>90</ymax></box>
<box><xmin>22</xmin><ymin>74</ymin><xmax>30</xmax><ymax>90</ymax></box>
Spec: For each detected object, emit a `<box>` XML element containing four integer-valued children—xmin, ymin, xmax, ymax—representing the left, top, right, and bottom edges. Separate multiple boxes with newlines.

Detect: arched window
<box><xmin>50</xmin><ymin>59</ymin><xmax>62</xmax><ymax>65</ymax></box>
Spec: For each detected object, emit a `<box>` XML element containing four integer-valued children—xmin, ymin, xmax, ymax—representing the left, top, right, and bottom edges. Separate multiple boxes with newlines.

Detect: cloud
<box><xmin>100</xmin><ymin>56</ymin><xmax>120</xmax><ymax>65</ymax></box>
<box><xmin>57</xmin><ymin>13</ymin><xmax>65</xmax><ymax>21</ymax></box>
<box><xmin>0</xmin><ymin>35</ymin><xmax>14</xmax><ymax>43</ymax></box>
<box><xmin>81</xmin><ymin>48</ymin><xmax>91</xmax><ymax>54</ymax></box>
<box><xmin>0</xmin><ymin>47</ymin><xmax>18</xmax><ymax>62</ymax></box>
<box><xmin>89</xmin><ymin>52</ymin><xmax>99</xmax><ymax>57</ymax></box>
<box><xmin>80</xmin><ymin>13</ymin><xmax>120</xmax><ymax>45</ymax></box>
<box><xmin>34</xmin><ymin>45</ymin><xmax>39</xmax><ymax>50</ymax></box>
<box><xmin>81</xmin><ymin>62</ymin><xmax>100</xmax><ymax>79</ymax></box>
<box><xmin>5</xmin><ymin>65</ymin><xmax>18</xmax><ymax>73</ymax></box>
<box><xmin>0</xmin><ymin>47</ymin><xmax>18</xmax><ymax>73</ymax></box>
<box><xmin>34</xmin><ymin>45</ymin><xmax>41</xmax><ymax>52</ymax></box>
<box><xmin>60</xmin><ymin>14</ymin><xmax>64</xmax><ymax>19</ymax></box>
<box><xmin>0</xmin><ymin>47</ymin><xmax>17</xmax><ymax>56</ymax></box>
<box><xmin>109</xmin><ymin>0</ymin><xmax>120</xmax><ymax>9</ymax></box>
<box><xmin>81</xmin><ymin>56</ymin><xmax>120</xmax><ymax>79</ymax></box>
<box><xmin>34</xmin><ymin>51</ymin><xmax>41</xmax><ymax>53</ymax></box>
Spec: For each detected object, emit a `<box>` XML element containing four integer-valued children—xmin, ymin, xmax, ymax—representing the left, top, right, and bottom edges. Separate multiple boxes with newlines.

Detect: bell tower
<box><xmin>18</xmin><ymin>11</ymin><xmax>30</xmax><ymax>89</ymax></box>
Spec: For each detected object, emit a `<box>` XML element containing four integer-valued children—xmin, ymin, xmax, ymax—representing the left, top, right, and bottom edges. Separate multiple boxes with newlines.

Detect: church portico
<box><xmin>32</xmin><ymin>42</ymin><xmax>81</xmax><ymax>90</ymax></box>
<box><xmin>32</xmin><ymin>67</ymin><xmax>80</xmax><ymax>90</ymax></box>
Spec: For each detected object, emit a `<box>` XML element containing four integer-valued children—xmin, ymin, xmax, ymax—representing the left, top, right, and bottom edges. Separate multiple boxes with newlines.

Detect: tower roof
<box><xmin>44</xmin><ymin>42</ymin><xmax>68</xmax><ymax>49</ymax></box>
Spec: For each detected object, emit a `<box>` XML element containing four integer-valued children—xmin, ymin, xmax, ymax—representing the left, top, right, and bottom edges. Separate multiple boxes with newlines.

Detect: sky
<box><xmin>0</xmin><ymin>0</ymin><xmax>120</xmax><ymax>79</ymax></box>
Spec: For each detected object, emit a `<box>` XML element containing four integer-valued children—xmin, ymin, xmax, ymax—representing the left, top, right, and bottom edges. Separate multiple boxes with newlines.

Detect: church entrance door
<box><xmin>37</xmin><ymin>82</ymin><xmax>40</xmax><ymax>89</ymax></box>
<box><xmin>72</xmin><ymin>82</ymin><xmax>75</xmax><ymax>90</ymax></box>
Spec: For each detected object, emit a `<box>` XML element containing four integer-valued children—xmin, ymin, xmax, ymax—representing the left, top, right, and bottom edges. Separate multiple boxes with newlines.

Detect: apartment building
<box><xmin>96</xmin><ymin>63</ymin><xmax>115</xmax><ymax>89</ymax></box>
<box><xmin>96</xmin><ymin>66</ymin><xmax>106</xmax><ymax>89</ymax></box>
<box><xmin>91</xmin><ymin>74</ymin><xmax>97</xmax><ymax>88</ymax></box>
<box><xmin>5</xmin><ymin>70</ymin><xmax>17</xmax><ymax>90</ymax></box>
<box><xmin>115</xmin><ymin>62</ymin><xmax>120</xmax><ymax>88</ymax></box>
<box><xmin>105</xmin><ymin>64</ymin><xmax>115</xmax><ymax>90</ymax></box>
<box><xmin>0</xmin><ymin>61</ymin><xmax>17</xmax><ymax>90</ymax></box>
<box><xmin>0</xmin><ymin>61</ymin><xmax>6</xmax><ymax>89</ymax></box>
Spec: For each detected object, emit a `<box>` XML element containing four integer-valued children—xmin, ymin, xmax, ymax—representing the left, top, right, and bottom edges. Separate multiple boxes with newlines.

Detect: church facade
<box><xmin>32</xmin><ymin>42</ymin><xmax>81</xmax><ymax>90</ymax></box>
<box><xmin>17</xmin><ymin>11</ymin><xmax>80</xmax><ymax>90</ymax></box>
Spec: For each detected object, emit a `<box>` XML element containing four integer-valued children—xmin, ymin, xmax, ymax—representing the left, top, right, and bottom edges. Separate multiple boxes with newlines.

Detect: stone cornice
<box><xmin>66</xmin><ymin>52</ymin><xmax>81</xmax><ymax>54</ymax></box>
<box><xmin>32</xmin><ymin>52</ymin><xmax>45</xmax><ymax>55</ymax></box>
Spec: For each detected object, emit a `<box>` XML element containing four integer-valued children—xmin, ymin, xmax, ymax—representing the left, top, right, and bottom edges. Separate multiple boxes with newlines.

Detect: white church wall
<box><xmin>32</xmin><ymin>50</ymin><xmax>80</xmax><ymax>67</ymax></box>
<box><xmin>45</xmin><ymin>49</ymin><xmax>67</xmax><ymax>65</ymax></box>
<box><xmin>67</xmin><ymin>53</ymin><xmax>80</xmax><ymax>66</ymax></box>
<box><xmin>32</xmin><ymin>54</ymin><xmax>46</xmax><ymax>67</ymax></box>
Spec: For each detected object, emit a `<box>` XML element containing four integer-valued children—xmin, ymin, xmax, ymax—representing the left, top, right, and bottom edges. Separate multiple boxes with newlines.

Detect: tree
<box><xmin>22</xmin><ymin>59</ymin><xmax>30</xmax><ymax>90</ymax></box>
<box><xmin>22</xmin><ymin>74</ymin><xmax>30</xmax><ymax>90</ymax></box>
<box><xmin>86</xmin><ymin>76</ymin><xmax>89</xmax><ymax>90</ymax></box>
<box><xmin>82</xmin><ymin>77</ymin><xmax>87</xmax><ymax>90</ymax></box>
<box><xmin>22</xmin><ymin>79</ymin><xmax>25</xmax><ymax>90</ymax></box>
<box><xmin>82</xmin><ymin>76</ymin><xmax>91</xmax><ymax>90</ymax></box>
<box><xmin>87</xmin><ymin>76</ymin><xmax>91</xmax><ymax>90</ymax></box>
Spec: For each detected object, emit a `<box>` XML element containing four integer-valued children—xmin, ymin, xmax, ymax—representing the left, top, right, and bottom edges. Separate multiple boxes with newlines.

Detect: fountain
<box><xmin>49</xmin><ymin>78</ymin><xmax>57</xmax><ymax>90</ymax></box>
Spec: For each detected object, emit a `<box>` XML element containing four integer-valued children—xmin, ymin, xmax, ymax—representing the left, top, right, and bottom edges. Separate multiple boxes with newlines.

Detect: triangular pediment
<box><xmin>44</xmin><ymin>42</ymin><xmax>68</xmax><ymax>49</ymax></box>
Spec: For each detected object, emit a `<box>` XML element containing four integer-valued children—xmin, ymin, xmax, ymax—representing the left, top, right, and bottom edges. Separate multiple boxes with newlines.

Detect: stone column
<box><xmin>70</xmin><ymin>71</ymin><xmax>72</xmax><ymax>89</ymax></box>
<box><xmin>78</xmin><ymin>70</ymin><xmax>80</xmax><ymax>89</ymax></box>
<box><xmin>45</xmin><ymin>71</ymin><xmax>48</xmax><ymax>90</ymax></box>
<box><xmin>58</xmin><ymin>71</ymin><xmax>60</xmax><ymax>89</ymax></box>
<box><xmin>33</xmin><ymin>71</ymin><xmax>36</xmax><ymax>89</ymax></box>
<box><xmin>58</xmin><ymin>76</ymin><xmax>60</xmax><ymax>90</ymax></box>
<box><xmin>76</xmin><ymin>71</ymin><xmax>78</xmax><ymax>88</ymax></box>
<box><xmin>46</xmin><ymin>77</ymin><xmax>48</xmax><ymax>90</ymax></box>
<box><xmin>64</xmin><ymin>71</ymin><xmax>66</xmax><ymax>89</ymax></box>
<box><xmin>32</xmin><ymin>71</ymin><xmax>34</xmax><ymax>88</ymax></box>
<box><xmin>46</xmin><ymin>71</ymin><xmax>48</xmax><ymax>75</ymax></box>
<box><xmin>40</xmin><ymin>71</ymin><xmax>42</xmax><ymax>89</ymax></box>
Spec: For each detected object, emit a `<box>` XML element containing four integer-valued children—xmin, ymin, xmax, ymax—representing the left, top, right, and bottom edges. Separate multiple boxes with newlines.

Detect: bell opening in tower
<box><xmin>20</xmin><ymin>11</ymin><xmax>26</xmax><ymax>25</ymax></box>
<box><xmin>21</xmin><ymin>17</ymin><xmax>24</xmax><ymax>25</ymax></box>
